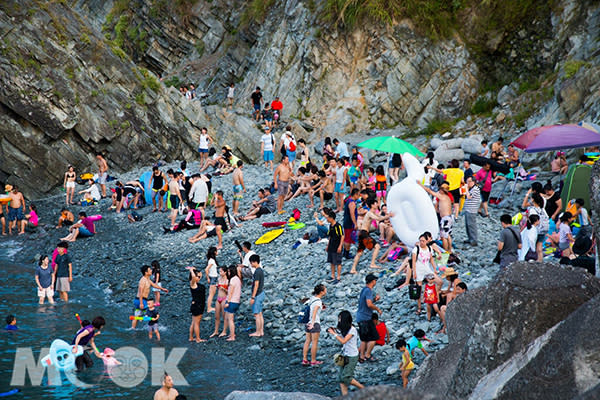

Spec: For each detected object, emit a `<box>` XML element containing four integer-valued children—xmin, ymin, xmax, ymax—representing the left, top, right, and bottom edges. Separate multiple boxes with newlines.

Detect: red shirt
<box><xmin>271</xmin><ymin>100</ymin><xmax>283</xmax><ymax>111</ymax></box>
<box><xmin>375</xmin><ymin>321</ymin><xmax>387</xmax><ymax>346</ymax></box>
<box><xmin>423</xmin><ymin>283</ymin><xmax>438</xmax><ymax>304</ymax></box>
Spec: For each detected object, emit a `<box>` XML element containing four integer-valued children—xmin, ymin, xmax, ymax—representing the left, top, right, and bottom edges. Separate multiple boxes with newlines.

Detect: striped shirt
<box><xmin>463</xmin><ymin>185</ymin><xmax>481</xmax><ymax>213</ymax></box>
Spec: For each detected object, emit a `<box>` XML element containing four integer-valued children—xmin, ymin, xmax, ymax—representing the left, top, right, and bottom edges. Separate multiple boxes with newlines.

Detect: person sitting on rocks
<box><xmin>286</xmin><ymin>166</ymin><xmax>317</xmax><ymax>201</ymax></box>
<box><xmin>57</xmin><ymin>208</ymin><xmax>74</xmax><ymax>228</ymax></box>
<box><xmin>188</xmin><ymin>217</ymin><xmax>223</xmax><ymax>249</ymax></box>
<box><xmin>79</xmin><ymin>179</ymin><xmax>101</xmax><ymax>203</ymax></box>
<box><xmin>239</xmin><ymin>188</ymin><xmax>277</xmax><ymax>221</ymax></box>
<box><xmin>308</xmin><ymin>170</ymin><xmax>334</xmax><ymax>210</ymax></box>
<box><xmin>164</xmin><ymin>207</ymin><xmax>204</xmax><ymax>233</ymax></box>
<box><xmin>438</xmin><ymin>282</ymin><xmax>468</xmax><ymax>334</ymax></box>
<box><xmin>60</xmin><ymin>212</ymin><xmax>98</xmax><ymax>242</ymax></box>
<box><xmin>351</xmin><ymin>199</ymin><xmax>393</xmax><ymax>273</ymax></box>
<box><xmin>199</xmin><ymin>148</ymin><xmax>219</xmax><ymax>172</ymax></box>
<box><xmin>559</xmin><ymin>235</ymin><xmax>596</xmax><ymax>275</ymax></box>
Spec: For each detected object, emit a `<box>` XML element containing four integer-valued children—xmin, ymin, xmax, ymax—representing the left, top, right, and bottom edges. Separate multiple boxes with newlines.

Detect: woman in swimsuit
<box><xmin>151</xmin><ymin>260</ymin><xmax>162</xmax><ymax>305</ymax></box>
<box><xmin>210</xmin><ymin>265</ymin><xmax>229</xmax><ymax>338</ymax></box>
<box><xmin>64</xmin><ymin>165</ymin><xmax>76</xmax><ymax>205</ymax></box>
<box><xmin>188</xmin><ymin>268</ymin><xmax>206</xmax><ymax>343</ymax></box>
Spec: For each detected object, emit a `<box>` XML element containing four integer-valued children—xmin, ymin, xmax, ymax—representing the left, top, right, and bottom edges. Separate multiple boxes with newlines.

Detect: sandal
<box><xmin>358</xmin><ymin>357</ymin><xmax>366</xmax><ymax>363</ymax></box>
<box><xmin>365</xmin><ymin>356</ymin><xmax>378</xmax><ymax>362</ymax></box>
<box><xmin>310</xmin><ymin>360</ymin><xmax>323</xmax><ymax>366</ymax></box>
<box><xmin>301</xmin><ymin>360</ymin><xmax>310</xmax><ymax>366</ymax></box>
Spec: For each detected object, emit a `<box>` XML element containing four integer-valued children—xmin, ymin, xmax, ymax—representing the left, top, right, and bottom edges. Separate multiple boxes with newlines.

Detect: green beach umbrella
<box><xmin>357</xmin><ymin>136</ymin><xmax>424</xmax><ymax>157</ymax></box>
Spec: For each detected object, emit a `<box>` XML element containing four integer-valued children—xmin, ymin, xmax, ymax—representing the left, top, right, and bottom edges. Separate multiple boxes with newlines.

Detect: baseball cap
<box><xmin>365</xmin><ymin>273</ymin><xmax>378</xmax><ymax>284</ymax></box>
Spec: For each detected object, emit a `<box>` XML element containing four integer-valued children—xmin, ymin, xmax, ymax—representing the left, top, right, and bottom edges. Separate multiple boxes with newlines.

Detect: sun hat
<box><xmin>441</xmin><ymin>267</ymin><xmax>458</xmax><ymax>278</ymax></box>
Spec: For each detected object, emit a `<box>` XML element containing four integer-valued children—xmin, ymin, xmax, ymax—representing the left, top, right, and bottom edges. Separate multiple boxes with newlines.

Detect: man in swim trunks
<box><xmin>150</xmin><ymin>166</ymin><xmax>168</xmax><ymax>212</ymax></box>
<box><xmin>188</xmin><ymin>218</ymin><xmax>223</xmax><ymax>249</ymax></box>
<box><xmin>212</xmin><ymin>190</ymin><xmax>228</xmax><ymax>233</ymax></box>
<box><xmin>7</xmin><ymin>185</ymin><xmax>26</xmax><ymax>235</ymax></box>
<box><xmin>153</xmin><ymin>373</ymin><xmax>179</xmax><ymax>400</ymax></box>
<box><xmin>351</xmin><ymin>199</ymin><xmax>393</xmax><ymax>273</ymax></box>
<box><xmin>132</xmin><ymin>265</ymin><xmax>168</xmax><ymax>329</ymax></box>
<box><xmin>96</xmin><ymin>154</ymin><xmax>108</xmax><ymax>199</ymax></box>
<box><xmin>420</xmin><ymin>180</ymin><xmax>454</xmax><ymax>252</ymax></box>
<box><xmin>309</xmin><ymin>170</ymin><xmax>334</xmax><ymax>210</ymax></box>
<box><xmin>273</xmin><ymin>155</ymin><xmax>293</xmax><ymax>214</ymax></box>
<box><xmin>168</xmin><ymin>170</ymin><xmax>183</xmax><ymax>228</ymax></box>
<box><xmin>232</xmin><ymin>160</ymin><xmax>245</xmax><ymax>216</ymax></box>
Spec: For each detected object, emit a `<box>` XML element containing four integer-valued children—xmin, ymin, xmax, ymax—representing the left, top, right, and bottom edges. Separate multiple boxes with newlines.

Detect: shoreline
<box><xmin>2</xmin><ymin>160</ymin><xmax>532</xmax><ymax>397</ymax></box>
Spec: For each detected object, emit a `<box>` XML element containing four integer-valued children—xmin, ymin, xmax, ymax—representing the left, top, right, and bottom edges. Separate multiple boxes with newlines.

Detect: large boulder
<box><xmin>335</xmin><ymin>385</ymin><xmax>444</xmax><ymax>399</ymax></box>
<box><xmin>225</xmin><ymin>392</ymin><xmax>330</xmax><ymax>400</ymax></box>
<box><xmin>433</xmin><ymin>148</ymin><xmax>464</xmax><ymax>164</ymax></box>
<box><xmin>411</xmin><ymin>262</ymin><xmax>600</xmax><ymax>398</ymax></box>
<box><xmin>470</xmin><ymin>292</ymin><xmax>600</xmax><ymax>399</ymax></box>
<box><xmin>461</xmin><ymin>138</ymin><xmax>483</xmax><ymax>155</ymax></box>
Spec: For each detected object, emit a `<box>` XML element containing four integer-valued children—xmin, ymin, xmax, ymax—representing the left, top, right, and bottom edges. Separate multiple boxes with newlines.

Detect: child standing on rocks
<box><xmin>326</xmin><ymin>210</ymin><xmax>344</xmax><ymax>284</ymax></box>
<box><xmin>396</xmin><ymin>339</ymin><xmax>414</xmax><ymax>388</ymax></box>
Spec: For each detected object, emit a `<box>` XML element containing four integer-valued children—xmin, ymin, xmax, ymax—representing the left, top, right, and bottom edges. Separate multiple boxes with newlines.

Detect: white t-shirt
<box><xmin>85</xmin><ymin>184</ymin><xmax>101</xmax><ymax>201</ymax></box>
<box><xmin>242</xmin><ymin>250</ymin><xmax>256</xmax><ymax>267</ymax></box>
<box><xmin>342</xmin><ymin>326</ymin><xmax>359</xmax><ymax>357</ymax></box>
<box><xmin>412</xmin><ymin>246</ymin><xmax>434</xmax><ymax>282</ymax></box>
<box><xmin>308</xmin><ymin>296</ymin><xmax>322</xmax><ymax>325</ymax></box>
<box><xmin>190</xmin><ymin>179</ymin><xmax>208</xmax><ymax>204</ymax></box>
<box><xmin>227</xmin><ymin>87</ymin><xmax>235</xmax><ymax>98</ymax></box>
<box><xmin>199</xmin><ymin>134</ymin><xmax>209</xmax><ymax>150</ymax></box>
<box><xmin>519</xmin><ymin>225</ymin><xmax>538</xmax><ymax>260</ymax></box>
<box><xmin>261</xmin><ymin>134</ymin><xmax>274</xmax><ymax>152</ymax></box>
<box><xmin>207</xmin><ymin>258</ymin><xmax>218</xmax><ymax>278</ymax></box>
<box><xmin>335</xmin><ymin>166</ymin><xmax>347</xmax><ymax>184</ymax></box>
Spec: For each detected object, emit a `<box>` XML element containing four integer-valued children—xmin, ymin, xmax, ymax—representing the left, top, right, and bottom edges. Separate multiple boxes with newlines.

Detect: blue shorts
<box><xmin>133</xmin><ymin>298</ymin><xmax>148</xmax><ymax>310</ymax></box>
<box><xmin>263</xmin><ymin>150</ymin><xmax>274</xmax><ymax>161</ymax></box>
<box><xmin>78</xmin><ymin>226</ymin><xmax>94</xmax><ymax>237</ymax></box>
<box><xmin>334</xmin><ymin>183</ymin><xmax>345</xmax><ymax>194</ymax></box>
<box><xmin>8</xmin><ymin>207</ymin><xmax>24</xmax><ymax>221</ymax></box>
<box><xmin>253</xmin><ymin>104</ymin><xmax>261</xmax><ymax>111</ymax></box>
<box><xmin>198</xmin><ymin>148</ymin><xmax>208</xmax><ymax>153</ymax></box>
<box><xmin>209</xmin><ymin>276</ymin><xmax>218</xmax><ymax>285</ymax></box>
<box><xmin>252</xmin><ymin>291</ymin><xmax>265</xmax><ymax>314</ymax></box>
<box><xmin>225</xmin><ymin>302</ymin><xmax>240</xmax><ymax>314</ymax></box>
<box><xmin>286</xmin><ymin>150</ymin><xmax>296</xmax><ymax>162</ymax></box>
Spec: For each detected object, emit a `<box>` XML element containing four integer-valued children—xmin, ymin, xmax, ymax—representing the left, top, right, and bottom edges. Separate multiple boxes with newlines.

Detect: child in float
<box><xmin>374</xmin><ymin>165</ymin><xmax>387</xmax><ymax>204</ymax></box>
<box><xmin>146</xmin><ymin>299</ymin><xmax>160</xmax><ymax>341</ymax></box>
<box><xmin>72</xmin><ymin>316</ymin><xmax>105</xmax><ymax>372</ymax></box>
<box><xmin>5</xmin><ymin>315</ymin><xmax>18</xmax><ymax>331</ymax></box>
<box><xmin>210</xmin><ymin>265</ymin><xmax>229</xmax><ymax>338</ymax></box>
<box><xmin>396</xmin><ymin>339</ymin><xmax>414</xmax><ymax>388</ymax></box>
<box><xmin>35</xmin><ymin>255</ymin><xmax>55</xmax><ymax>305</ymax></box>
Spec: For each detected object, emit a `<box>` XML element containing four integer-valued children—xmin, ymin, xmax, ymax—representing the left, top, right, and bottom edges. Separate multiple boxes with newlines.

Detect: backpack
<box><xmin>291</xmin><ymin>208</ymin><xmax>301</xmax><ymax>221</ymax></box>
<box><xmin>298</xmin><ymin>299</ymin><xmax>318</xmax><ymax>324</ymax></box>
<box><xmin>289</xmin><ymin>140</ymin><xmax>296</xmax><ymax>152</ymax></box>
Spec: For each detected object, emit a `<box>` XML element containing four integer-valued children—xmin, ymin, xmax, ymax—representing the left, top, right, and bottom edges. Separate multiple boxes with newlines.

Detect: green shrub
<box><xmin>470</xmin><ymin>96</ymin><xmax>497</xmax><ymax>115</ymax></box>
<box><xmin>163</xmin><ymin>76</ymin><xmax>182</xmax><ymax>88</ymax></box>
<box><xmin>241</xmin><ymin>0</ymin><xmax>275</xmax><ymax>26</ymax></box>
<box><xmin>135</xmin><ymin>92</ymin><xmax>145</xmax><ymax>105</ymax></box>
<box><xmin>564</xmin><ymin>60</ymin><xmax>590</xmax><ymax>79</ymax></box>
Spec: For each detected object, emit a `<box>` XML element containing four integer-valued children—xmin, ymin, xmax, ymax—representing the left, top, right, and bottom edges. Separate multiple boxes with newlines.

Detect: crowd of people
<box><xmin>2</xmin><ymin>90</ymin><xmax>597</xmax><ymax>397</ymax></box>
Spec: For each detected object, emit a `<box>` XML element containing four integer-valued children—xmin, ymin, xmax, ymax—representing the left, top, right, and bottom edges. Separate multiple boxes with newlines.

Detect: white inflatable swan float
<box><xmin>386</xmin><ymin>153</ymin><xmax>439</xmax><ymax>249</ymax></box>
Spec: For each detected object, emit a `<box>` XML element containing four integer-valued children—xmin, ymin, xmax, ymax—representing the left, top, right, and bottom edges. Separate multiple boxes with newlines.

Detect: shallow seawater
<box><xmin>0</xmin><ymin>256</ymin><xmax>247</xmax><ymax>399</ymax></box>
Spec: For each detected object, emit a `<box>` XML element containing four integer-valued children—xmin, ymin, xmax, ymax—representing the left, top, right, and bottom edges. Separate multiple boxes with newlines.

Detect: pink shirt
<box><xmin>29</xmin><ymin>210</ymin><xmax>38</xmax><ymax>226</ymax></box>
<box><xmin>228</xmin><ymin>276</ymin><xmax>241</xmax><ymax>303</ymax></box>
<box><xmin>475</xmin><ymin>169</ymin><xmax>493</xmax><ymax>192</ymax></box>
